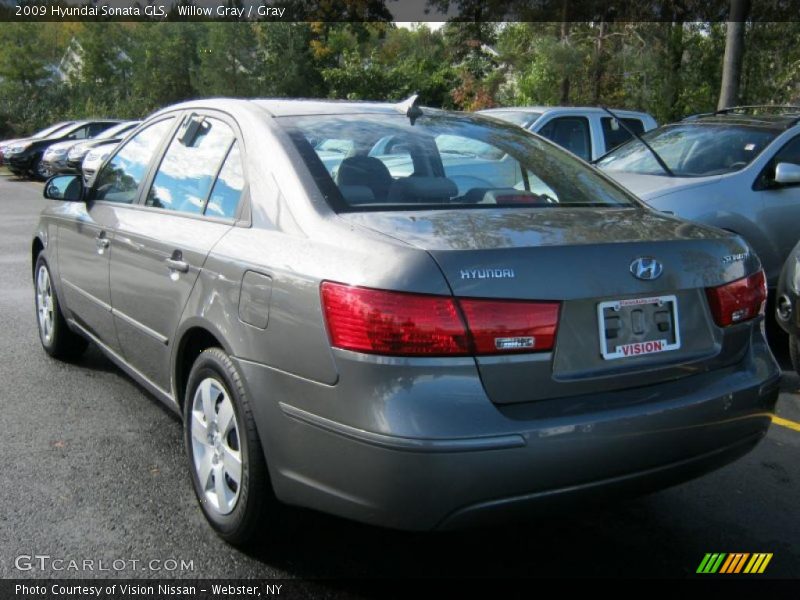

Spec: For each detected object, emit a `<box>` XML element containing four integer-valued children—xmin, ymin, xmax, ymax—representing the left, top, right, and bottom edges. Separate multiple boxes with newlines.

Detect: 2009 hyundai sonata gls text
<box><xmin>32</xmin><ymin>98</ymin><xmax>780</xmax><ymax>545</ymax></box>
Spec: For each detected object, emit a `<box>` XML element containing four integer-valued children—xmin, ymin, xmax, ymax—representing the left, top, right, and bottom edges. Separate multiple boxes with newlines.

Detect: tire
<box><xmin>31</xmin><ymin>157</ymin><xmax>46</xmax><ymax>180</ymax></box>
<box><xmin>183</xmin><ymin>347</ymin><xmax>273</xmax><ymax>546</ymax></box>
<box><xmin>790</xmin><ymin>334</ymin><xmax>800</xmax><ymax>378</ymax></box>
<box><xmin>34</xmin><ymin>255</ymin><xmax>88</xmax><ymax>360</ymax></box>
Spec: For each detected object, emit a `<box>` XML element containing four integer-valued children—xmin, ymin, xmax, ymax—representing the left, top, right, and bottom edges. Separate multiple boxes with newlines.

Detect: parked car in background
<box><xmin>478</xmin><ymin>106</ymin><xmax>657</xmax><ymax>161</ymax></box>
<box><xmin>0</xmin><ymin>121</ymin><xmax>75</xmax><ymax>166</ymax></box>
<box><xmin>65</xmin><ymin>121</ymin><xmax>140</xmax><ymax>174</ymax></box>
<box><xmin>6</xmin><ymin>119</ymin><xmax>119</xmax><ymax>179</ymax></box>
<box><xmin>80</xmin><ymin>141</ymin><xmax>119</xmax><ymax>185</ymax></box>
<box><xmin>597</xmin><ymin>107</ymin><xmax>800</xmax><ymax>289</ymax></box>
<box><xmin>40</xmin><ymin>120</ymin><xmax>137</xmax><ymax>178</ymax></box>
<box><xmin>776</xmin><ymin>239</ymin><xmax>800</xmax><ymax>374</ymax></box>
<box><xmin>33</xmin><ymin>97</ymin><xmax>778</xmax><ymax>546</ymax></box>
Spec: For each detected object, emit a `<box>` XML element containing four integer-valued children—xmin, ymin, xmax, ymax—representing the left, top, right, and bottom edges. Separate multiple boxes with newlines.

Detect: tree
<box><xmin>195</xmin><ymin>21</ymin><xmax>258</xmax><ymax>97</ymax></box>
<box><xmin>253</xmin><ymin>23</ymin><xmax>324</xmax><ymax>97</ymax></box>
<box><xmin>129</xmin><ymin>24</ymin><xmax>201</xmax><ymax>114</ymax></box>
<box><xmin>718</xmin><ymin>0</ymin><xmax>751</xmax><ymax>110</ymax></box>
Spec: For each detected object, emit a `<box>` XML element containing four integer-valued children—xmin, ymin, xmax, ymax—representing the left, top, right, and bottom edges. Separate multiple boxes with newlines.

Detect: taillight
<box><xmin>459</xmin><ymin>298</ymin><xmax>559</xmax><ymax>353</ymax></box>
<box><xmin>320</xmin><ymin>282</ymin><xmax>469</xmax><ymax>356</ymax></box>
<box><xmin>321</xmin><ymin>282</ymin><xmax>560</xmax><ymax>357</ymax></box>
<box><xmin>705</xmin><ymin>270</ymin><xmax>767</xmax><ymax>327</ymax></box>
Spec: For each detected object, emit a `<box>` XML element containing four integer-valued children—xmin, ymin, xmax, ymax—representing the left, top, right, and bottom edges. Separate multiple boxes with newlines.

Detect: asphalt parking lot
<box><xmin>0</xmin><ymin>172</ymin><xmax>798</xmax><ymax>582</ymax></box>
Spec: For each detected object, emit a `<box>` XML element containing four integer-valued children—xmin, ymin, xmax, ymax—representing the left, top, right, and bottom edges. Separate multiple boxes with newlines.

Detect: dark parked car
<box><xmin>33</xmin><ymin>98</ymin><xmax>779</xmax><ymax>546</ymax></box>
<box><xmin>0</xmin><ymin>121</ymin><xmax>75</xmax><ymax>166</ymax></box>
<box><xmin>40</xmin><ymin>120</ymin><xmax>139</xmax><ymax>178</ymax></box>
<box><xmin>6</xmin><ymin>120</ymin><xmax>119</xmax><ymax>178</ymax></box>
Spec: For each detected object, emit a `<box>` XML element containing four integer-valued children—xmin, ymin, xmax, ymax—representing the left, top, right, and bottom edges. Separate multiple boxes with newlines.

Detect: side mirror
<box><xmin>774</xmin><ymin>162</ymin><xmax>800</xmax><ymax>186</ymax></box>
<box><xmin>44</xmin><ymin>174</ymin><xmax>84</xmax><ymax>201</ymax></box>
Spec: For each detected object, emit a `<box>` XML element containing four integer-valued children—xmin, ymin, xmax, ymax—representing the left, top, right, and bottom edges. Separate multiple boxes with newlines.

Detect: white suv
<box><xmin>478</xmin><ymin>106</ymin><xmax>657</xmax><ymax>161</ymax></box>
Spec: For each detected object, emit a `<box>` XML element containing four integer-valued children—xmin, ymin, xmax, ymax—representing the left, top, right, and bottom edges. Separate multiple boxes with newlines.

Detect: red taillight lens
<box><xmin>321</xmin><ymin>282</ymin><xmax>561</xmax><ymax>356</ymax></box>
<box><xmin>705</xmin><ymin>270</ymin><xmax>767</xmax><ymax>327</ymax></box>
<box><xmin>459</xmin><ymin>298</ymin><xmax>560</xmax><ymax>353</ymax></box>
<box><xmin>320</xmin><ymin>282</ymin><xmax>470</xmax><ymax>356</ymax></box>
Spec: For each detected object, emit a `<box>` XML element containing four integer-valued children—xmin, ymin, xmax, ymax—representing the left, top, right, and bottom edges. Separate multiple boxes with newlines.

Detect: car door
<box><xmin>58</xmin><ymin>117</ymin><xmax>177</xmax><ymax>349</ymax></box>
<box><xmin>532</xmin><ymin>115</ymin><xmax>593</xmax><ymax>161</ymax></box>
<box><xmin>109</xmin><ymin>113</ymin><xmax>244</xmax><ymax>392</ymax></box>
<box><xmin>752</xmin><ymin>134</ymin><xmax>800</xmax><ymax>281</ymax></box>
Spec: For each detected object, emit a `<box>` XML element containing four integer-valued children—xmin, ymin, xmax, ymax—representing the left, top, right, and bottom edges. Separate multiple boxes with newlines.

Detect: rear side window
<box><xmin>537</xmin><ymin>117</ymin><xmax>592</xmax><ymax>161</ymax></box>
<box><xmin>601</xmin><ymin>117</ymin><xmax>645</xmax><ymax>152</ymax></box>
<box><xmin>91</xmin><ymin>118</ymin><xmax>175</xmax><ymax>204</ymax></box>
<box><xmin>145</xmin><ymin>117</ymin><xmax>236</xmax><ymax>216</ymax></box>
<box><xmin>205</xmin><ymin>142</ymin><xmax>244</xmax><ymax>219</ymax></box>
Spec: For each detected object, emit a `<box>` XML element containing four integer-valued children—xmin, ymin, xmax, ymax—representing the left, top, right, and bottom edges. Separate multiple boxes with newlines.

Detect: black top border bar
<box><xmin>3</xmin><ymin>0</ymin><xmax>800</xmax><ymax>23</ymax></box>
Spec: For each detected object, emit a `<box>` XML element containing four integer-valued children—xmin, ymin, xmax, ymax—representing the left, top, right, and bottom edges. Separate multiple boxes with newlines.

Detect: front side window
<box><xmin>65</xmin><ymin>126</ymin><xmax>90</xmax><ymax>141</ymax></box>
<box><xmin>773</xmin><ymin>136</ymin><xmax>800</xmax><ymax>166</ymax></box>
<box><xmin>86</xmin><ymin>122</ymin><xmax>115</xmax><ymax>138</ymax></box>
<box><xmin>91</xmin><ymin>118</ymin><xmax>175</xmax><ymax>204</ymax></box>
<box><xmin>754</xmin><ymin>135</ymin><xmax>800</xmax><ymax>189</ymax></box>
<box><xmin>537</xmin><ymin>117</ymin><xmax>592</xmax><ymax>161</ymax></box>
<box><xmin>598</xmin><ymin>123</ymin><xmax>778</xmax><ymax>177</ymax></box>
<box><xmin>145</xmin><ymin>117</ymin><xmax>236</xmax><ymax>215</ymax></box>
<box><xmin>281</xmin><ymin>113</ymin><xmax>636</xmax><ymax>212</ymax></box>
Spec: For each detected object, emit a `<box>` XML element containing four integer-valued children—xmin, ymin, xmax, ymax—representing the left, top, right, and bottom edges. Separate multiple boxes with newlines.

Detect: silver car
<box><xmin>33</xmin><ymin>98</ymin><xmax>780</xmax><ymax>545</ymax></box>
<box><xmin>597</xmin><ymin>108</ymin><xmax>800</xmax><ymax>288</ymax></box>
<box><xmin>478</xmin><ymin>106</ymin><xmax>658</xmax><ymax>161</ymax></box>
<box><xmin>80</xmin><ymin>142</ymin><xmax>119</xmax><ymax>185</ymax></box>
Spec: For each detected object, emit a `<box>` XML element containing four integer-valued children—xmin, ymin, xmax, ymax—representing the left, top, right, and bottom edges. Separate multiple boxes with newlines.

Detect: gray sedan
<box><xmin>32</xmin><ymin>98</ymin><xmax>780</xmax><ymax>545</ymax></box>
<box><xmin>598</xmin><ymin>110</ymin><xmax>800</xmax><ymax>288</ymax></box>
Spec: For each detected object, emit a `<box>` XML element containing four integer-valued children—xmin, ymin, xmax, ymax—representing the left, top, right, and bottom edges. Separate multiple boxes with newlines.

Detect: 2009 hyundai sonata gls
<box><xmin>32</xmin><ymin>98</ymin><xmax>780</xmax><ymax>545</ymax></box>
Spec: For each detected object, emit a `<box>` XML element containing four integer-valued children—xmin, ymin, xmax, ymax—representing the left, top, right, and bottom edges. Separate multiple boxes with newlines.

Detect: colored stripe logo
<box><xmin>697</xmin><ymin>553</ymin><xmax>773</xmax><ymax>574</ymax></box>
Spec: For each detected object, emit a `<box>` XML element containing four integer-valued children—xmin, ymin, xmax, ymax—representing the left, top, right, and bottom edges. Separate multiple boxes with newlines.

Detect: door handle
<box><xmin>166</xmin><ymin>258</ymin><xmax>189</xmax><ymax>273</ymax></box>
<box><xmin>95</xmin><ymin>233</ymin><xmax>109</xmax><ymax>250</ymax></box>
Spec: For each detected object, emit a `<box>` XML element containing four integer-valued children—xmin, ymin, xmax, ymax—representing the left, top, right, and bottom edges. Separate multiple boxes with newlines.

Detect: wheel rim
<box><xmin>36</xmin><ymin>265</ymin><xmax>54</xmax><ymax>344</ymax></box>
<box><xmin>190</xmin><ymin>377</ymin><xmax>242</xmax><ymax>515</ymax></box>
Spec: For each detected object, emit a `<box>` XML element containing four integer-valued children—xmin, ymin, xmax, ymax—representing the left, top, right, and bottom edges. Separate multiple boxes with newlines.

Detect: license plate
<box><xmin>597</xmin><ymin>295</ymin><xmax>681</xmax><ymax>360</ymax></box>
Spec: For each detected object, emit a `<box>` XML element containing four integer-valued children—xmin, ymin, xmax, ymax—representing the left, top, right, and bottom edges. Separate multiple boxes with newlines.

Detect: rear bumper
<box><xmin>234</xmin><ymin>334</ymin><xmax>780</xmax><ymax>531</ymax></box>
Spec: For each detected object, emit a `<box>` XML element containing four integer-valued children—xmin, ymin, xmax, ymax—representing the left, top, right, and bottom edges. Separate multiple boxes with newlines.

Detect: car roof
<box><xmin>155</xmin><ymin>97</ymin><xmax>448</xmax><ymax>119</ymax></box>
<box><xmin>681</xmin><ymin>113</ymin><xmax>800</xmax><ymax>131</ymax></box>
<box><xmin>479</xmin><ymin>106</ymin><xmax>651</xmax><ymax>117</ymax></box>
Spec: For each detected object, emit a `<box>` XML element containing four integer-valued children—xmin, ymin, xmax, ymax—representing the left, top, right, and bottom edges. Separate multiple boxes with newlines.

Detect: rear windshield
<box><xmin>280</xmin><ymin>113</ymin><xmax>637</xmax><ymax>212</ymax></box>
<box><xmin>597</xmin><ymin>123</ymin><xmax>778</xmax><ymax>177</ymax></box>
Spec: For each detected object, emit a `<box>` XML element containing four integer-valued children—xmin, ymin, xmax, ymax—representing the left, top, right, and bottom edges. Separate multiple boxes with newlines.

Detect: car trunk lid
<box><xmin>340</xmin><ymin>207</ymin><xmax>761</xmax><ymax>404</ymax></box>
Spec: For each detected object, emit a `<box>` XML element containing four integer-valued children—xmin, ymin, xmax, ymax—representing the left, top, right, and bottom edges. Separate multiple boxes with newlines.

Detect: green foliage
<box><xmin>0</xmin><ymin>19</ymin><xmax>798</xmax><ymax>137</ymax></box>
<box><xmin>195</xmin><ymin>22</ymin><xmax>258</xmax><ymax>96</ymax></box>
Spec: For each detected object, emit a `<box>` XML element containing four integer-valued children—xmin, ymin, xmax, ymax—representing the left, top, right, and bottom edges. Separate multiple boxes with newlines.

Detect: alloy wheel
<box><xmin>36</xmin><ymin>265</ymin><xmax>54</xmax><ymax>344</ymax></box>
<box><xmin>190</xmin><ymin>377</ymin><xmax>242</xmax><ymax>515</ymax></box>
